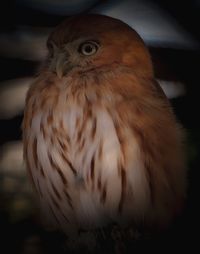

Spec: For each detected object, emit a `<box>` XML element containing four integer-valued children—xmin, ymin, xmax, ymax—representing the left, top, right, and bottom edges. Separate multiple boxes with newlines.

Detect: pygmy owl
<box><xmin>23</xmin><ymin>14</ymin><xmax>186</xmax><ymax>245</ymax></box>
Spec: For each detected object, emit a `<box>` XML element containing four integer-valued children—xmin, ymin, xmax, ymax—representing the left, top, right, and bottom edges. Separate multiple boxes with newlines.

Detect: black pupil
<box><xmin>84</xmin><ymin>44</ymin><xmax>93</xmax><ymax>53</ymax></box>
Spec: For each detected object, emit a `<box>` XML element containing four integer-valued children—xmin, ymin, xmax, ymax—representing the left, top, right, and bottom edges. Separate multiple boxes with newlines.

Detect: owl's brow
<box><xmin>65</xmin><ymin>37</ymin><xmax>100</xmax><ymax>45</ymax></box>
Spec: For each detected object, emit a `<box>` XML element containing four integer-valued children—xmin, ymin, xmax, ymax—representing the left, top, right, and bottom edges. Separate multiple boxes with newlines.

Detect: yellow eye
<box><xmin>78</xmin><ymin>41</ymin><xmax>99</xmax><ymax>56</ymax></box>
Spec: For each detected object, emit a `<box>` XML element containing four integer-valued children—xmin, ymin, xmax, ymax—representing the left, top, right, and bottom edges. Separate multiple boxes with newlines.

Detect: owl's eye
<box><xmin>78</xmin><ymin>41</ymin><xmax>99</xmax><ymax>56</ymax></box>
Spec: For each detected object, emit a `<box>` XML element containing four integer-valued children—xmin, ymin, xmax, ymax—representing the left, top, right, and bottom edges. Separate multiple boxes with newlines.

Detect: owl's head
<box><xmin>46</xmin><ymin>14</ymin><xmax>153</xmax><ymax>78</ymax></box>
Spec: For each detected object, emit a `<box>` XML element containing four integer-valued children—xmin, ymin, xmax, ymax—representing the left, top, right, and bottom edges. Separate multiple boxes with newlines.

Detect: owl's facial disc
<box><xmin>47</xmin><ymin>39</ymin><xmax>100</xmax><ymax>78</ymax></box>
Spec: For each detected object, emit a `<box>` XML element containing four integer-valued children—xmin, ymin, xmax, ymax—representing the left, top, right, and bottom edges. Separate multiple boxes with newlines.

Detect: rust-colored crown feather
<box><xmin>23</xmin><ymin>14</ymin><xmax>186</xmax><ymax>248</ymax></box>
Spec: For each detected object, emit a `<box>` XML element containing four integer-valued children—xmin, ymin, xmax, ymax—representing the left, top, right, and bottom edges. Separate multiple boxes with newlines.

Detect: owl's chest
<box><xmin>62</xmin><ymin>104</ymin><xmax>122</xmax><ymax>179</ymax></box>
<box><xmin>29</xmin><ymin>102</ymin><xmax>123</xmax><ymax>222</ymax></box>
<box><xmin>29</xmin><ymin>101</ymin><xmax>122</xmax><ymax>184</ymax></box>
<box><xmin>25</xmin><ymin>97</ymin><xmax>149</xmax><ymax>228</ymax></box>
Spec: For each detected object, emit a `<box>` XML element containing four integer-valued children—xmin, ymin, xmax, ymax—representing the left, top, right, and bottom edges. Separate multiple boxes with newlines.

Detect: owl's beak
<box><xmin>53</xmin><ymin>53</ymin><xmax>74</xmax><ymax>78</ymax></box>
<box><xmin>56</xmin><ymin>62</ymin><xmax>75</xmax><ymax>78</ymax></box>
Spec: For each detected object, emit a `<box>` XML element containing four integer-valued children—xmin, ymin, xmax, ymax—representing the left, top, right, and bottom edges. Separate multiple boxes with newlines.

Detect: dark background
<box><xmin>0</xmin><ymin>0</ymin><xmax>199</xmax><ymax>253</ymax></box>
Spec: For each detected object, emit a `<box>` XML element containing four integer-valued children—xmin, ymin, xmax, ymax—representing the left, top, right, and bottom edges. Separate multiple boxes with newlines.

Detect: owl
<box><xmin>23</xmin><ymin>14</ymin><xmax>186</xmax><ymax>247</ymax></box>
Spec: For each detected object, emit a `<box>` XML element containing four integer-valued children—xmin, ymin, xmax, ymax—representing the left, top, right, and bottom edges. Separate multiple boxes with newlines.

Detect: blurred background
<box><xmin>0</xmin><ymin>0</ymin><xmax>199</xmax><ymax>253</ymax></box>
